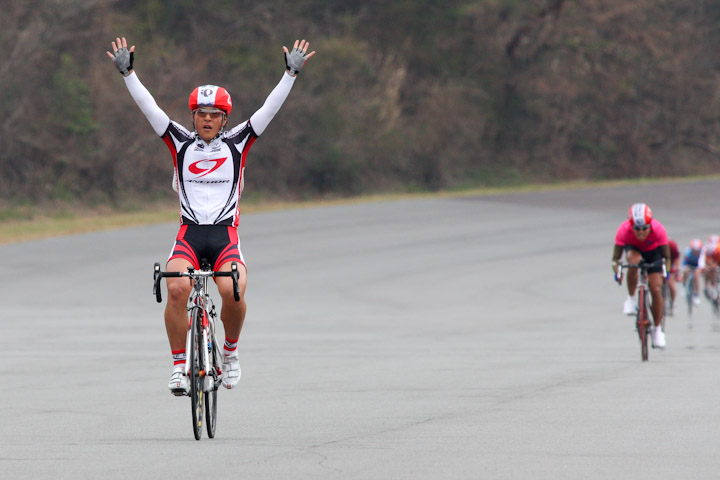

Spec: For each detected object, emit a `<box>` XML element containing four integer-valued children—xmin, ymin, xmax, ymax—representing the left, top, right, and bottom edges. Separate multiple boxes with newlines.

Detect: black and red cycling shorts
<box><xmin>168</xmin><ymin>224</ymin><xmax>245</xmax><ymax>271</ymax></box>
<box><xmin>624</xmin><ymin>245</ymin><xmax>664</xmax><ymax>274</ymax></box>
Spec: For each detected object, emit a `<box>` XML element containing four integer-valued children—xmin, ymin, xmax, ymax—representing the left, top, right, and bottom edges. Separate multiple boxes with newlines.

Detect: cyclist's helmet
<box><xmin>628</xmin><ymin>203</ymin><xmax>653</xmax><ymax>228</ymax></box>
<box><xmin>188</xmin><ymin>85</ymin><xmax>232</xmax><ymax>115</ymax></box>
<box><xmin>690</xmin><ymin>238</ymin><xmax>703</xmax><ymax>251</ymax></box>
<box><xmin>708</xmin><ymin>234</ymin><xmax>720</xmax><ymax>246</ymax></box>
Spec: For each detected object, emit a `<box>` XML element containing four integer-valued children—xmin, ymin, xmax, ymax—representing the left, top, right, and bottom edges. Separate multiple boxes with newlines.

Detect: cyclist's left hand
<box><xmin>283</xmin><ymin>39</ymin><xmax>315</xmax><ymax>76</ymax></box>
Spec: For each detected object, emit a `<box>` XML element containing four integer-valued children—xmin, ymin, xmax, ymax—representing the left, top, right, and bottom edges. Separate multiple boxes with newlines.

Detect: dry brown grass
<box><xmin>1</xmin><ymin>176</ymin><xmax>712</xmax><ymax>245</ymax></box>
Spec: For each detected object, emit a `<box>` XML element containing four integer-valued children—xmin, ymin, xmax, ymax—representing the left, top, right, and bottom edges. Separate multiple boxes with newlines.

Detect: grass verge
<box><xmin>0</xmin><ymin>176</ymin><xmax>714</xmax><ymax>245</ymax></box>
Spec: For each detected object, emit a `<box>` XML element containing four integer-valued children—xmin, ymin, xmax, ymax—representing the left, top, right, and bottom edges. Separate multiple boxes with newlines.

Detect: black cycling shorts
<box><xmin>624</xmin><ymin>245</ymin><xmax>664</xmax><ymax>274</ymax></box>
<box><xmin>168</xmin><ymin>224</ymin><xmax>245</xmax><ymax>271</ymax></box>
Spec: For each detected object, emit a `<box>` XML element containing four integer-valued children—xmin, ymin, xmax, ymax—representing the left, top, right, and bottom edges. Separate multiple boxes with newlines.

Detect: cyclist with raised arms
<box><xmin>612</xmin><ymin>203</ymin><xmax>671</xmax><ymax>348</ymax></box>
<box><xmin>107</xmin><ymin>37</ymin><xmax>315</xmax><ymax>395</ymax></box>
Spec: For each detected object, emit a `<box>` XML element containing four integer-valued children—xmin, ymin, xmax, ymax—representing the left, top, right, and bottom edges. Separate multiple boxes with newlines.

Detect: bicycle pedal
<box><xmin>171</xmin><ymin>388</ymin><xmax>188</xmax><ymax>397</ymax></box>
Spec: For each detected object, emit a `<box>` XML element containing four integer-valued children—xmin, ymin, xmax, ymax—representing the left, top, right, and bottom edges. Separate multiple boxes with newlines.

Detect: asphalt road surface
<box><xmin>3</xmin><ymin>180</ymin><xmax>720</xmax><ymax>479</ymax></box>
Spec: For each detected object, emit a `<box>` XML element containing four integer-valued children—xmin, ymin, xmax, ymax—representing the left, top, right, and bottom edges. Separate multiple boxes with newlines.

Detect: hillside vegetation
<box><xmin>2</xmin><ymin>0</ymin><xmax>720</xmax><ymax>208</ymax></box>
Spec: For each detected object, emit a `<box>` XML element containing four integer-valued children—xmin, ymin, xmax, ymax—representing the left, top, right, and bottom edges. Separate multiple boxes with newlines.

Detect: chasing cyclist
<box><xmin>701</xmin><ymin>234</ymin><xmax>720</xmax><ymax>301</ymax></box>
<box><xmin>666</xmin><ymin>239</ymin><xmax>680</xmax><ymax>316</ymax></box>
<box><xmin>681</xmin><ymin>238</ymin><xmax>703</xmax><ymax>307</ymax></box>
<box><xmin>704</xmin><ymin>240</ymin><xmax>720</xmax><ymax>304</ymax></box>
<box><xmin>107</xmin><ymin>37</ymin><xmax>315</xmax><ymax>395</ymax></box>
<box><xmin>612</xmin><ymin>203</ymin><xmax>671</xmax><ymax>348</ymax></box>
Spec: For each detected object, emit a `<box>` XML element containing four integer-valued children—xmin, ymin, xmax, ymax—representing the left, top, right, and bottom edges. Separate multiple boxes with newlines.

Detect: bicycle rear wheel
<box><xmin>189</xmin><ymin>309</ymin><xmax>204</xmax><ymax>440</ymax></box>
<box><xmin>205</xmin><ymin>336</ymin><xmax>218</xmax><ymax>438</ymax></box>
<box><xmin>636</xmin><ymin>288</ymin><xmax>649</xmax><ymax>361</ymax></box>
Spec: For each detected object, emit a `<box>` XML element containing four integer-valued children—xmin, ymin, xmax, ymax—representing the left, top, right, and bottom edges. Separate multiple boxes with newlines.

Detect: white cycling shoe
<box><xmin>652</xmin><ymin>326</ymin><xmax>666</xmax><ymax>349</ymax></box>
<box><xmin>623</xmin><ymin>296</ymin><xmax>637</xmax><ymax>315</ymax></box>
<box><xmin>168</xmin><ymin>367</ymin><xmax>189</xmax><ymax>396</ymax></box>
<box><xmin>222</xmin><ymin>353</ymin><xmax>241</xmax><ymax>389</ymax></box>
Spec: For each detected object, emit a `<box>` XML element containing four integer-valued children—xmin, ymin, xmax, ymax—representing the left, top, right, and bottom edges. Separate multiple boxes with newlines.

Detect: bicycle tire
<box><xmin>661</xmin><ymin>282</ymin><xmax>668</xmax><ymax>331</ymax></box>
<box><xmin>205</xmin><ymin>337</ymin><xmax>218</xmax><ymax>438</ymax></box>
<box><xmin>686</xmin><ymin>275</ymin><xmax>694</xmax><ymax>317</ymax></box>
<box><xmin>637</xmin><ymin>287</ymin><xmax>649</xmax><ymax>361</ymax></box>
<box><xmin>190</xmin><ymin>308</ymin><xmax>204</xmax><ymax>440</ymax></box>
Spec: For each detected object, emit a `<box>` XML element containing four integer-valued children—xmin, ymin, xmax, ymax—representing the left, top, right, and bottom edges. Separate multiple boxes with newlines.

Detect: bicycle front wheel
<box><xmin>189</xmin><ymin>308</ymin><xmax>204</xmax><ymax>440</ymax></box>
<box><xmin>205</xmin><ymin>336</ymin><xmax>218</xmax><ymax>439</ymax></box>
<box><xmin>637</xmin><ymin>289</ymin><xmax>649</xmax><ymax>361</ymax></box>
<box><xmin>686</xmin><ymin>277</ymin><xmax>694</xmax><ymax>317</ymax></box>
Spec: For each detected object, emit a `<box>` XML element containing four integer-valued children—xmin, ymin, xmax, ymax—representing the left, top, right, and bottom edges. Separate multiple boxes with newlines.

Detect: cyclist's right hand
<box><xmin>612</xmin><ymin>261</ymin><xmax>622</xmax><ymax>284</ymax></box>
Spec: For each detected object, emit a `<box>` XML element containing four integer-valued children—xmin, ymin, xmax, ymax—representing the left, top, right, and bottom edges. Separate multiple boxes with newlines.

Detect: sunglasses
<box><xmin>633</xmin><ymin>225</ymin><xmax>650</xmax><ymax>231</ymax></box>
<box><xmin>194</xmin><ymin>108</ymin><xmax>225</xmax><ymax>119</ymax></box>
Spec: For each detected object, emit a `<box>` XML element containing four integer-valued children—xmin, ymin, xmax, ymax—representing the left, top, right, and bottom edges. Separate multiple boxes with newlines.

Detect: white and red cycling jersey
<box><xmin>123</xmin><ymin>71</ymin><xmax>295</xmax><ymax>226</ymax></box>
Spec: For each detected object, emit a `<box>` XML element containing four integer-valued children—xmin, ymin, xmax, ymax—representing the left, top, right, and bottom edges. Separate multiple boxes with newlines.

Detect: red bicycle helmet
<box><xmin>628</xmin><ymin>203</ymin><xmax>653</xmax><ymax>227</ymax></box>
<box><xmin>188</xmin><ymin>85</ymin><xmax>232</xmax><ymax>115</ymax></box>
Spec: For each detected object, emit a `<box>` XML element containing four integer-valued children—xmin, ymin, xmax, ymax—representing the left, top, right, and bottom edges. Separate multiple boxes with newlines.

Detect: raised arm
<box><xmin>249</xmin><ymin>73</ymin><xmax>295</xmax><ymax>136</ymax></box>
<box><xmin>249</xmin><ymin>39</ymin><xmax>315</xmax><ymax>136</ymax></box>
<box><xmin>107</xmin><ymin>37</ymin><xmax>170</xmax><ymax>136</ymax></box>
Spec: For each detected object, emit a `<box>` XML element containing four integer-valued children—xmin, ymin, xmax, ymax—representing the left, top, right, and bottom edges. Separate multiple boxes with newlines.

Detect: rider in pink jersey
<box><xmin>107</xmin><ymin>37</ymin><xmax>315</xmax><ymax>395</ymax></box>
<box><xmin>612</xmin><ymin>203</ymin><xmax>671</xmax><ymax>348</ymax></box>
<box><xmin>614</xmin><ymin>219</ymin><xmax>668</xmax><ymax>252</ymax></box>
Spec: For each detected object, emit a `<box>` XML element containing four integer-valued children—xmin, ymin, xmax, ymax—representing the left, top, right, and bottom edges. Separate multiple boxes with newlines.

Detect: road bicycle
<box><xmin>683</xmin><ymin>265</ymin><xmax>699</xmax><ymax>318</ymax></box>
<box><xmin>661</xmin><ymin>278</ymin><xmax>672</xmax><ymax>320</ymax></box>
<box><xmin>153</xmin><ymin>260</ymin><xmax>240</xmax><ymax>440</ymax></box>
<box><xmin>616</xmin><ymin>260</ymin><xmax>666</xmax><ymax>362</ymax></box>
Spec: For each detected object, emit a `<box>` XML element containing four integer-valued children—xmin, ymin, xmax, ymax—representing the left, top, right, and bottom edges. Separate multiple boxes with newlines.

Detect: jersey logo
<box><xmin>188</xmin><ymin>157</ymin><xmax>227</xmax><ymax>178</ymax></box>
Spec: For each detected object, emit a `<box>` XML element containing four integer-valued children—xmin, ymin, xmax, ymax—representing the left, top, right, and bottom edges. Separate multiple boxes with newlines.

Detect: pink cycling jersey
<box><xmin>615</xmin><ymin>219</ymin><xmax>668</xmax><ymax>252</ymax></box>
